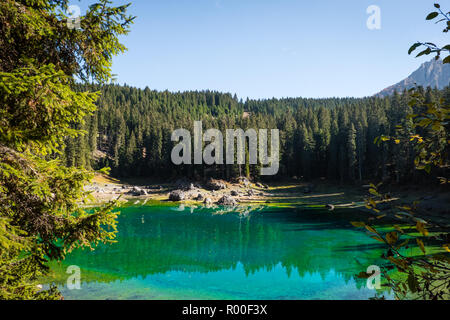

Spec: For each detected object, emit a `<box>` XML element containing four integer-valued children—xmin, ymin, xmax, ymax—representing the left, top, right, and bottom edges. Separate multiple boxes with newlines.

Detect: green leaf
<box><xmin>408</xmin><ymin>43</ymin><xmax>421</xmax><ymax>55</ymax></box>
<box><xmin>351</xmin><ymin>221</ymin><xmax>366</xmax><ymax>228</ymax></box>
<box><xmin>416</xmin><ymin>48</ymin><xmax>431</xmax><ymax>57</ymax></box>
<box><xmin>371</xmin><ymin>236</ymin><xmax>384</xmax><ymax>243</ymax></box>
<box><xmin>407</xmin><ymin>272</ymin><xmax>419</xmax><ymax>293</ymax></box>
<box><xmin>426</xmin><ymin>12</ymin><xmax>439</xmax><ymax>20</ymax></box>
<box><xmin>393</xmin><ymin>225</ymin><xmax>404</xmax><ymax>234</ymax></box>
<box><xmin>443</xmin><ymin>55</ymin><xmax>450</xmax><ymax>64</ymax></box>
<box><xmin>365</xmin><ymin>225</ymin><xmax>378</xmax><ymax>234</ymax></box>
<box><xmin>416</xmin><ymin>238</ymin><xmax>426</xmax><ymax>254</ymax></box>
<box><xmin>387</xmin><ymin>256</ymin><xmax>408</xmax><ymax>270</ymax></box>
<box><xmin>396</xmin><ymin>239</ymin><xmax>409</xmax><ymax>250</ymax></box>
<box><xmin>416</xmin><ymin>221</ymin><xmax>429</xmax><ymax>236</ymax></box>
<box><xmin>386</xmin><ymin>231</ymin><xmax>399</xmax><ymax>245</ymax></box>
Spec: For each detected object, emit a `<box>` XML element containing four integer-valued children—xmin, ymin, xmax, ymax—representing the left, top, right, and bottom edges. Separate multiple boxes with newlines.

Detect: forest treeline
<box><xmin>64</xmin><ymin>84</ymin><xmax>450</xmax><ymax>183</ymax></box>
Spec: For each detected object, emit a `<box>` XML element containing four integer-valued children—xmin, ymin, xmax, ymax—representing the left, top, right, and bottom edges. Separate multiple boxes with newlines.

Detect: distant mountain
<box><xmin>376</xmin><ymin>58</ymin><xmax>450</xmax><ymax>97</ymax></box>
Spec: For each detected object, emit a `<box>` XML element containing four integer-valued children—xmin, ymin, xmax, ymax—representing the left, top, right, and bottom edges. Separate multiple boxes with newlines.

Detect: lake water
<box><xmin>48</xmin><ymin>204</ymin><xmax>393</xmax><ymax>300</ymax></box>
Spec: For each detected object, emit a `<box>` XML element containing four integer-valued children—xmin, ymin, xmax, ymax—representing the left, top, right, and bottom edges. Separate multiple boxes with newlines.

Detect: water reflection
<box><xmin>48</xmin><ymin>204</ymin><xmax>390</xmax><ymax>299</ymax></box>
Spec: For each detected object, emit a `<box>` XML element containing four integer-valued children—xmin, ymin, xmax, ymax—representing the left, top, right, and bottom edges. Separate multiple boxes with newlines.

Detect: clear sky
<box><xmin>80</xmin><ymin>0</ymin><xmax>448</xmax><ymax>99</ymax></box>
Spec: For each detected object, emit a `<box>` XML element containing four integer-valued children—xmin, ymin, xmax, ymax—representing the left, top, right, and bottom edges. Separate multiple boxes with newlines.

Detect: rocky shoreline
<box><xmin>85</xmin><ymin>175</ymin><xmax>449</xmax><ymax>226</ymax></box>
<box><xmin>85</xmin><ymin>177</ymin><xmax>273</xmax><ymax>207</ymax></box>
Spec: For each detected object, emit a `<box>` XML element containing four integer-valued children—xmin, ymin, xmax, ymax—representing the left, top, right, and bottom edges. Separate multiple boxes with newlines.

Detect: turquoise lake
<box><xmin>48</xmin><ymin>204</ymin><xmax>393</xmax><ymax>300</ymax></box>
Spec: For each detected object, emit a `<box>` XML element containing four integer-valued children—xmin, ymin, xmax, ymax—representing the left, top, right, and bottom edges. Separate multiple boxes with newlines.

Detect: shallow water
<box><xmin>48</xmin><ymin>204</ymin><xmax>393</xmax><ymax>300</ymax></box>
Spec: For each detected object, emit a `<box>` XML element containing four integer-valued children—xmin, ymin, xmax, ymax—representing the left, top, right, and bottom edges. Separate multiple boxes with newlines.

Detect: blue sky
<box><xmin>78</xmin><ymin>0</ymin><xmax>447</xmax><ymax>99</ymax></box>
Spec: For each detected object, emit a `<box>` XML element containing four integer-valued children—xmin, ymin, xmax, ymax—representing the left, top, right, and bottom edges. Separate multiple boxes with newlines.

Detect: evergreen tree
<box><xmin>0</xmin><ymin>0</ymin><xmax>133</xmax><ymax>299</ymax></box>
<box><xmin>347</xmin><ymin>123</ymin><xmax>357</xmax><ymax>182</ymax></box>
<box><xmin>62</xmin><ymin>81</ymin><xmax>448</xmax><ymax>185</ymax></box>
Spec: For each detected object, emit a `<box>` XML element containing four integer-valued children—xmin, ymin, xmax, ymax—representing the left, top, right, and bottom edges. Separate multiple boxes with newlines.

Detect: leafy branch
<box><xmin>408</xmin><ymin>3</ymin><xmax>450</xmax><ymax>63</ymax></box>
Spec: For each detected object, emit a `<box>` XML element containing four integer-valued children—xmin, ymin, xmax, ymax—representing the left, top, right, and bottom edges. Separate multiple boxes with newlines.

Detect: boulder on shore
<box><xmin>217</xmin><ymin>195</ymin><xmax>237</xmax><ymax>206</ymax></box>
<box><xmin>195</xmin><ymin>193</ymin><xmax>204</xmax><ymax>201</ymax></box>
<box><xmin>205</xmin><ymin>178</ymin><xmax>226</xmax><ymax>191</ymax></box>
<box><xmin>203</xmin><ymin>197</ymin><xmax>213</xmax><ymax>205</ymax></box>
<box><xmin>237</xmin><ymin>177</ymin><xmax>250</xmax><ymax>187</ymax></box>
<box><xmin>169</xmin><ymin>190</ymin><xmax>185</xmax><ymax>201</ymax></box>
<box><xmin>127</xmin><ymin>187</ymin><xmax>147</xmax><ymax>196</ymax></box>
<box><xmin>174</xmin><ymin>178</ymin><xmax>191</xmax><ymax>190</ymax></box>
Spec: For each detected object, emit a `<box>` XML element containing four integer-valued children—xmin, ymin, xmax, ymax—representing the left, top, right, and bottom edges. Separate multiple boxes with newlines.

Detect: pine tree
<box><xmin>0</xmin><ymin>0</ymin><xmax>133</xmax><ymax>299</ymax></box>
<box><xmin>64</xmin><ymin>80</ymin><xmax>447</xmax><ymax>185</ymax></box>
<box><xmin>356</xmin><ymin>121</ymin><xmax>366</xmax><ymax>181</ymax></box>
<box><xmin>347</xmin><ymin>123</ymin><xmax>357</xmax><ymax>182</ymax></box>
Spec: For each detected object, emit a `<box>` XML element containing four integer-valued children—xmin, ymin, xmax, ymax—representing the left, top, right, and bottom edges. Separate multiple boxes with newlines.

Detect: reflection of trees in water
<box><xmin>51</xmin><ymin>206</ymin><xmax>385</xmax><ymax>286</ymax></box>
